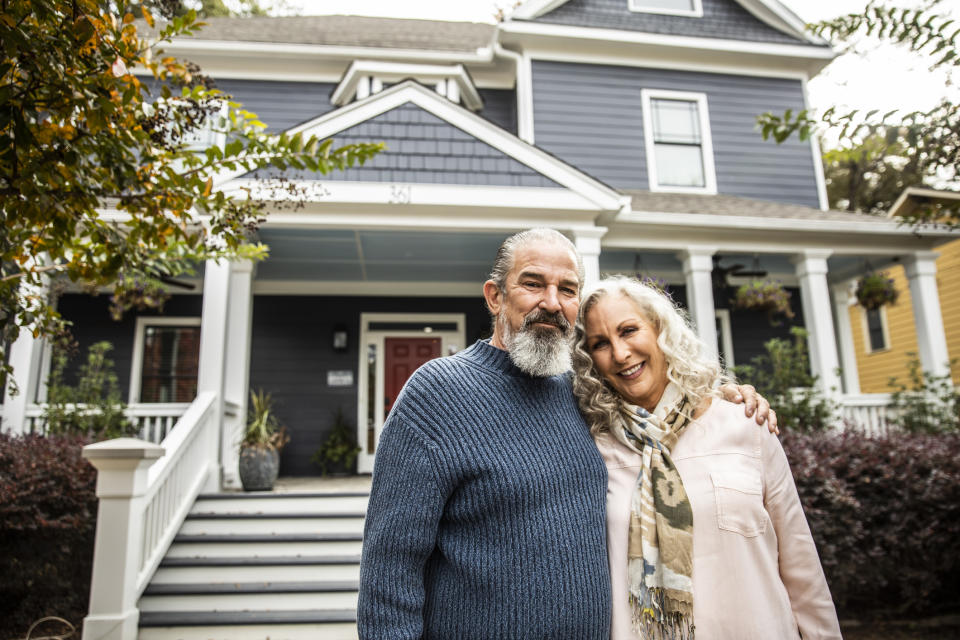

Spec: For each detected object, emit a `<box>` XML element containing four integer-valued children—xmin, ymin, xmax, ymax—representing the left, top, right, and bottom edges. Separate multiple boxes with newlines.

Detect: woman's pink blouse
<box><xmin>594</xmin><ymin>399</ymin><xmax>842</xmax><ymax>640</ymax></box>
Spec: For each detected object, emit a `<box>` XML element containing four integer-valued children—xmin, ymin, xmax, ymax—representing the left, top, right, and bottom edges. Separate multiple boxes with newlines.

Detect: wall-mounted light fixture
<box><xmin>332</xmin><ymin>324</ymin><xmax>349</xmax><ymax>352</ymax></box>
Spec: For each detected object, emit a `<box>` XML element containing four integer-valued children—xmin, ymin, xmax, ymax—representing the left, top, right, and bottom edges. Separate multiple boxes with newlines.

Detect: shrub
<box><xmin>887</xmin><ymin>356</ymin><xmax>960</xmax><ymax>434</ymax></box>
<box><xmin>42</xmin><ymin>339</ymin><xmax>136</xmax><ymax>440</ymax></box>
<box><xmin>0</xmin><ymin>434</ymin><xmax>97</xmax><ymax>638</ymax></box>
<box><xmin>733</xmin><ymin>327</ymin><xmax>836</xmax><ymax>432</ymax></box>
<box><xmin>783</xmin><ymin>430</ymin><xmax>960</xmax><ymax>618</ymax></box>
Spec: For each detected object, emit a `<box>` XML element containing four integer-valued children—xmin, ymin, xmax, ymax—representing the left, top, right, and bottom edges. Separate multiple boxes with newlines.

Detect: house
<box><xmin>1</xmin><ymin>0</ymin><xmax>956</xmax><ymax>637</ymax></box>
<box><xmin>847</xmin><ymin>187</ymin><xmax>960</xmax><ymax>393</ymax></box>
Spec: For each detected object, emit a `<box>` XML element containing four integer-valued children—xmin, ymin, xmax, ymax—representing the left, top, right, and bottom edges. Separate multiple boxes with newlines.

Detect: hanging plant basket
<box><xmin>637</xmin><ymin>275</ymin><xmax>671</xmax><ymax>298</ymax></box>
<box><xmin>732</xmin><ymin>279</ymin><xmax>795</xmax><ymax>326</ymax></box>
<box><xmin>855</xmin><ymin>272</ymin><xmax>899</xmax><ymax>310</ymax></box>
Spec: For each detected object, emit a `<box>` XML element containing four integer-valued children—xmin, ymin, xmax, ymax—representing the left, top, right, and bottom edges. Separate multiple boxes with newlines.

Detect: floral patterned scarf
<box><xmin>612</xmin><ymin>382</ymin><xmax>695</xmax><ymax>640</ymax></box>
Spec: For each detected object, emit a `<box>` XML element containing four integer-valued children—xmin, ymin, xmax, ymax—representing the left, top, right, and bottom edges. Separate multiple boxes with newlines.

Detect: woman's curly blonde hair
<box><xmin>572</xmin><ymin>276</ymin><xmax>731</xmax><ymax>435</ymax></box>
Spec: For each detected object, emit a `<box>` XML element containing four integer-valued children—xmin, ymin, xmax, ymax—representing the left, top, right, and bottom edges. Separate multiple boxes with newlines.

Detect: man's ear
<box><xmin>483</xmin><ymin>280</ymin><xmax>502</xmax><ymax>315</ymax></box>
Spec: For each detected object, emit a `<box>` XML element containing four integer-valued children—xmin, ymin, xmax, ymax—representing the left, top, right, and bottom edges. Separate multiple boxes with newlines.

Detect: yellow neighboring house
<box><xmin>849</xmin><ymin>188</ymin><xmax>960</xmax><ymax>392</ymax></box>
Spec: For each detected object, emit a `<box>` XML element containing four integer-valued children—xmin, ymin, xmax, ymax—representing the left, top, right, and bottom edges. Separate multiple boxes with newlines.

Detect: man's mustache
<box><xmin>521</xmin><ymin>309</ymin><xmax>570</xmax><ymax>332</ymax></box>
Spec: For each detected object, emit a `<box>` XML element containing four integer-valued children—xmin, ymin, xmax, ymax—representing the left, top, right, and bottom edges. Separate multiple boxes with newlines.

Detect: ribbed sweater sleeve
<box><xmin>357</xmin><ymin>416</ymin><xmax>446</xmax><ymax>639</ymax></box>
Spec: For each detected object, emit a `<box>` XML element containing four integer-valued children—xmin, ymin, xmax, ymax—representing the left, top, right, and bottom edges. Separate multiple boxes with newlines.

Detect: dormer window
<box><xmin>331</xmin><ymin>61</ymin><xmax>484</xmax><ymax>111</ymax></box>
<box><xmin>628</xmin><ymin>0</ymin><xmax>703</xmax><ymax>17</ymax></box>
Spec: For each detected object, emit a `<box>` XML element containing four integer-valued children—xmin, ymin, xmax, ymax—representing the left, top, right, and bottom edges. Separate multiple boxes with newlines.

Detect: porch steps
<box><xmin>138</xmin><ymin>490</ymin><xmax>368</xmax><ymax>640</ymax></box>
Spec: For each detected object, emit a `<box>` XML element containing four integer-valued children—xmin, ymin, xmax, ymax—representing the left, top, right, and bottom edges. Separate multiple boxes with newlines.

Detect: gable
<box><xmin>514</xmin><ymin>0</ymin><xmax>821</xmax><ymax>45</ymax></box>
<box><xmin>263</xmin><ymin>102</ymin><xmax>561</xmax><ymax>188</ymax></box>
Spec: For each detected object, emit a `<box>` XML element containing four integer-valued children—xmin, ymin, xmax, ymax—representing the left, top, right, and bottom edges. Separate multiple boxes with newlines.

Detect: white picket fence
<box><xmin>839</xmin><ymin>393</ymin><xmax>897</xmax><ymax>437</ymax></box>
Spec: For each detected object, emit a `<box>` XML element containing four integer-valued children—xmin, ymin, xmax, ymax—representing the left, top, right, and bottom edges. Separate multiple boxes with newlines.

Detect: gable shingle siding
<box><xmin>215</xmin><ymin>79</ymin><xmax>339</xmax><ymax>132</ymax></box>
<box><xmin>531</xmin><ymin>60</ymin><xmax>821</xmax><ymax>208</ymax></box>
<box><xmin>527</xmin><ymin>0</ymin><xmax>813</xmax><ymax>45</ymax></box>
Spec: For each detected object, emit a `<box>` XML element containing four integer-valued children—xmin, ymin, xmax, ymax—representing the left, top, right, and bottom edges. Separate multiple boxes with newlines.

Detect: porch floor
<box><xmin>270</xmin><ymin>475</ymin><xmax>372</xmax><ymax>493</ymax></box>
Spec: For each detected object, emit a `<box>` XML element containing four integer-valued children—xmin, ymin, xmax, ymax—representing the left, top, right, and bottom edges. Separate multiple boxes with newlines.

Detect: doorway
<box><xmin>356</xmin><ymin>313</ymin><xmax>465</xmax><ymax>473</ymax></box>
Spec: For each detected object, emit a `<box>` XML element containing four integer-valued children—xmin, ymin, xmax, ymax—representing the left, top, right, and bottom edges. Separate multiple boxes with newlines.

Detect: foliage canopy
<box><xmin>0</xmin><ymin>0</ymin><xmax>382</xmax><ymax>387</ymax></box>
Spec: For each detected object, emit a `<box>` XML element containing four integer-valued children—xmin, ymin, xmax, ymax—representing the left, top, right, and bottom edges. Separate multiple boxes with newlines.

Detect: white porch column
<box><xmin>572</xmin><ymin>227</ymin><xmax>606</xmax><ymax>287</ymax></box>
<box><xmin>221</xmin><ymin>260</ymin><xmax>254</xmax><ymax>490</ymax></box>
<box><xmin>679</xmin><ymin>248</ymin><xmax>718</xmax><ymax>360</ymax></box>
<box><xmin>2</xmin><ymin>331</ymin><xmax>45</xmax><ymax>434</ymax></box>
<box><xmin>196</xmin><ymin>259</ymin><xmax>232</xmax><ymax>492</ymax></box>
<box><xmin>903</xmin><ymin>251</ymin><xmax>950</xmax><ymax>379</ymax></box>
<box><xmin>82</xmin><ymin>438</ymin><xmax>164</xmax><ymax>640</ymax></box>
<box><xmin>792</xmin><ymin>250</ymin><xmax>842</xmax><ymax>397</ymax></box>
<box><xmin>832</xmin><ymin>281</ymin><xmax>860</xmax><ymax>395</ymax></box>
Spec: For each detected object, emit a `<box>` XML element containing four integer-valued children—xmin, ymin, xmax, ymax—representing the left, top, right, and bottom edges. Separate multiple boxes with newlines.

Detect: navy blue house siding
<box><xmin>531</xmin><ymin>60</ymin><xmax>821</xmax><ymax>207</ymax></box>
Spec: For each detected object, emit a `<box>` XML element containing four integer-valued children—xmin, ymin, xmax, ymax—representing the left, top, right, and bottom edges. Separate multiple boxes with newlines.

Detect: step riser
<box><xmin>140</xmin><ymin>591</ymin><xmax>359</xmax><ymax>612</ymax></box>
<box><xmin>179</xmin><ymin>518</ymin><xmax>364</xmax><ymax>535</ymax></box>
<box><xmin>167</xmin><ymin>540</ymin><xmax>363</xmax><ymax>557</ymax></box>
<box><xmin>153</xmin><ymin>564</ymin><xmax>360</xmax><ymax>583</ymax></box>
<box><xmin>193</xmin><ymin>496</ymin><xmax>369</xmax><ymax>513</ymax></box>
<box><xmin>138</xmin><ymin>623</ymin><xmax>359</xmax><ymax>640</ymax></box>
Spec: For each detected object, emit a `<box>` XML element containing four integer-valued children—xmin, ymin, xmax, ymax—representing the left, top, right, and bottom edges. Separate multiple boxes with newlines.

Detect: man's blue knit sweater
<box><xmin>357</xmin><ymin>339</ymin><xmax>611</xmax><ymax>639</ymax></box>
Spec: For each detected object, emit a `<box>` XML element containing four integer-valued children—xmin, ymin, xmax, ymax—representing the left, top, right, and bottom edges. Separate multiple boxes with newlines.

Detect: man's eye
<box><xmin>561</xmin><ymin>287</ymin><xmax>578</xmax><ymax>296</ymax></box>
<box><xmin>523</xmin><ymin>281</ymin><xmax>541</xmax><ymax>288</ymax></box>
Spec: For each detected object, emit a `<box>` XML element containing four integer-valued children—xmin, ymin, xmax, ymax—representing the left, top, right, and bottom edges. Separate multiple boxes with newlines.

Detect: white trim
<box><xmin>615</xmin><ymin>210</ymin><xmax>934</xmax><ymax>236</ymax></box>
<box><xmin>356</xmin><ymin>313</ymin><xmax>466</xmax><ymax>473</ymax></box>
<box><xmin>629</xmin><ymin>0</ymin><xmax>703</xmax><ymax>19</ymax></box>
<box><xmin>331</xmin><ymin>61</ymin><xmax>484</xmax><ymax>111</ymax></box>
<box><xmin>509</xmin><ymin>0</ymin><xmax>824</xmax><ymax>45</ymax></box>
<box><xmin>252</xmin><ymin>280</ymin><xmax>482</xmax><ymax>297</ymax></box>
<box><xmin>802</xmin><ymin>77</ymin><xmax>829</xmax><ymax>211</ymax></box>
<box><xmin>499</xmin><ymin>21</ymin><xmax>836</xmax><ymax>60</ymax></box>
<box><xmin>715</xmin><ymin>308</ymin><xmax>735</xmax><ymax>368</ymax></box>
<box><xmin>859</xmin><ymin>306</ymin><xmax>891</xmax><ymax>355</ymax></box>
<box><xmin>640</xmin><ymin>89</ymin><xmax>718</xmax><ymax>195</ymax></box>
<box><xmin>493</xmin><ymin>41</ymin><xmax>535</xmax><ymax>144</ymax></box>
<box><xmin>215</xmin><ymin>81</ymin><xmax>624</xmax><ymax>212</ymax></box>
<box><xmin>129</xmin><ymin>317</ymin><xmax>202</xmax><ymax>404</ymax></box>
<box><xmin>887</xmin><ymin>186</ymin><xmax>960</xmax><ymax>219</ymax></box>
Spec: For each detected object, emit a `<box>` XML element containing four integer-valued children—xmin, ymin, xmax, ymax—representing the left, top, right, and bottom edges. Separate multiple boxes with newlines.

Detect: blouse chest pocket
<box><xmin>710</xmin><ymin>471</ymin><xmax>767</xmax><ymax>537</ymax></box>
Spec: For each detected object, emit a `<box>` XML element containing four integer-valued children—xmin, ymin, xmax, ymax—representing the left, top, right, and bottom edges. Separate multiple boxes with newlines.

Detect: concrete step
<box><xmin>167</xmin><ymin>533</ymin><xmax>364</xmax><ymax>558</ymax></box>
<box><xmin>138</xmin><ymin>610</ymin><xmax>358</xmax><ymax>640</ymax></box>
<box><xmin>152</xmin><ymin>556</ymin><xmax>361</xmax><ymax>583</ymax></box>
<box><xmin>192</xmin><ymin>493</ymin><xmax>369</xmax><ymax>515</ymax></box>
<box><xmin>179</xmin><ymin>514</ymin><xmax>365</xmax><ymax>535</ymax></box>
<box><xmin>139</xmin><ymin>581</ymin><xmax>359</xmax><ymax>612</ymax></box>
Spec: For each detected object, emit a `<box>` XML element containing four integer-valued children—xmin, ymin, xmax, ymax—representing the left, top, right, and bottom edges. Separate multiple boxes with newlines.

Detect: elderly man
<box><xmin>357</xmin><ymin>228</ymin><xmax>772</xmax><ymax>639</ymax></box>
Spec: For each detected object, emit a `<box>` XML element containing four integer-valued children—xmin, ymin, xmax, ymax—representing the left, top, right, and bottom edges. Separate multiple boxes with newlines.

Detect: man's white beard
<box><xmin>498</xmin><ymin>310</ymin><xmax>574</xmax><ymax>377</ymax></box>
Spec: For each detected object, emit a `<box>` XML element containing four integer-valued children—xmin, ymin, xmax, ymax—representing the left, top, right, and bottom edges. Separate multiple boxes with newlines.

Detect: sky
<box><xmin>277</xmin><ymin>0</ymin><xmax>959</xmax><ymax>132</ymax></box>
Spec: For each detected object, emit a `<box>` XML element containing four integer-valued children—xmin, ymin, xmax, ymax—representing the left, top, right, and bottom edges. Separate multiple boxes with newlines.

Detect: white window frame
<box><xmin>129</xmin><ymin>316</ymin><xmax>202</xmax><ymax>403</ymax></box>
<box><xmin>860</xmin><ymin>306</ymin><xmax>891</xmax><ymax>354</ymax></box>
<box><xmin>641</xmin><ymin>89</ymin><xmax>718</xmax><ymax>195</ymax></box>
<box><xmin>715</xmin><ymin>309</ymin><xmax>735</xmax><ymax>368</ymax></box>
<box><xmin>629</xmin><ymin>0</ymin><xmax>703</xmax><ymax>18</ymax></box>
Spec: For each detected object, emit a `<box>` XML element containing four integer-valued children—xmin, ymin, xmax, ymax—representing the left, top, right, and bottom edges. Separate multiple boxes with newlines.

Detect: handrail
<box><xmin>23</xmin><ymin>402</ymin><xmax>190</xmax><ymax>442</ymax></box>
<box><xmin>82</xmin><ymin>391</ymin><xmax>220</xmax><ymax>640</ymax></box>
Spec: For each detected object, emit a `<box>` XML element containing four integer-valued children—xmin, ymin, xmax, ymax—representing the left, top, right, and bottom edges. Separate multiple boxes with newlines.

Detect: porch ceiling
<box><xmin>255</xmin><ymin>228</ymin><xmax>506</xmax><ymax>282</ymax></box>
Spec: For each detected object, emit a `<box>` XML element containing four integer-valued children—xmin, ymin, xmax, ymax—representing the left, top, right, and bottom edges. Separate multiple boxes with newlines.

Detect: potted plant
<box><xmin>239</xmin><ymin>389</ymin><xmax>289</xmax><ymax>491</ymax></box>
<box><xmin>311</xmin><ymin>407</ymin><xmax>361</xmax><ymax>476</ymax></box>
<box><xmin>855</xmin><ymin>271</ymin><xmax>899</xmax><ymax>310</ymax></box>
<box><xmin>732</xmin><ymin>279</ymin><xmax>795</xmax><ymax>326</ymax></box>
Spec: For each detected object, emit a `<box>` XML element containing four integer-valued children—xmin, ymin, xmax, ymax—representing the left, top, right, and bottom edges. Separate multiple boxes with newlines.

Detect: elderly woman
<box><xmin>572</xmin><ymin>276</ymin><xmax>841</xmax><ymax>640</ymax></box>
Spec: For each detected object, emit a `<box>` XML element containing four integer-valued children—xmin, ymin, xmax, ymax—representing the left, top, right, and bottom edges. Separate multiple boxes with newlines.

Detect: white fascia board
<box><xmin>735</xmin><ymin>0</ymin><xmax>827</xmax><ymax>45</ymax></box>
<box><xmin>216</xmin><ymin>81</ymin><xmax>624</xmax><ymax>211</ymax></box>
<box><xmin>499</xmin><ymin>21</ymin><xmax>835</xmax><ymax>64</ymax></box>
<box><xmin>617</xmin><ymin>210</ymin><xmax>956</xmax><ymax>238</ymax></box>
<box><xmin>511</xmin><ymin>0</ymin><xmax>570</xmax><ymax>20</ymax></box>
<box><xmin>224</xmin><ymin>180</ymin><xmax>603</xmax><ymax>211</ymax></box>
<box><xmin>887</xmin><ymin>186</ymin><xmax>960</xmax><ymax>218</ymax></box>
<box><xmin>161</xmin><ymin>38</ymin><xmax>494</xmax><ymax>64</ymax></box>
<box><xmin>331</xmin><ymin>61</ymin><xmax>484</xmax><ymax>110</ymax></box>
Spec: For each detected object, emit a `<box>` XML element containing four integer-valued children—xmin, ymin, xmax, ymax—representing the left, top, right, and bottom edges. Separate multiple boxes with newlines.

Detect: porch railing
<box><xmin>23</xmin><ymin>402</ymin><xmax>190</xmax><ymax>443</ymax></box>
<box><xmin>81</xmin><ymin>391</ymin><xmax>219</xmax><ymax>640</ymax></box>
<box><xmin>839</xmin><ymin>393</ymin><xmax>896</xmax><ymax>437</ymax></box>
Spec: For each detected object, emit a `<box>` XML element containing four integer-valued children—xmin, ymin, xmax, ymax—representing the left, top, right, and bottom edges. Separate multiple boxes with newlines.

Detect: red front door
<box><xmin>384</xmin><ymin>337</ymin><xmax>442</xmax><ymax>416</ymax></box>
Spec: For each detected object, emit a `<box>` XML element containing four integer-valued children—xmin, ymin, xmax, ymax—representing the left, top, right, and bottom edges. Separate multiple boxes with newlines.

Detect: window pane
<box><xmin>651</xmin><ymin>99</ymin><xmax>701</xmax><ymax>144</ymax></box>
<box><xmin>633</xmin><ymin>0</ymin><xmax>696</xmax><ymax>11</ymax></box>
<box><xmin>140</xmin><ymin>325</ymin><xmax>201</xmax><ymax>403</ymax></box>
<box><xmin>654</xmin><ymin>144</ymin><xmax>706</xmax><ymax>187</ymax></box>
<box><xmin>867</xmin><ymin>309</ymin><xmax>886</xmax><ymax>351</ymax></box>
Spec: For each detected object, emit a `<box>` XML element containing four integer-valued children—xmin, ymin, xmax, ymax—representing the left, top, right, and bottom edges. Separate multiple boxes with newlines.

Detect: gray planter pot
<box><xmin>239</xmin><ymin>445</ymin><xmax>280</xmax><ymax>491</ymax></box>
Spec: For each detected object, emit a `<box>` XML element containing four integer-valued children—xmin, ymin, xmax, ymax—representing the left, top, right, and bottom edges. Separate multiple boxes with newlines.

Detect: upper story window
<box><xmin>629</xmin><ymin>0</ymin><xmax>703</xmax><ymax>17</ymax></box>
<box><xmin>331</xmin><ymin>61</ymin><xmax>484</xmax><ymax>111</ymax></box>
<box><xmin>130</xmin><ymin>317</ymin><xmax>202</xmax><ymax>403</ymax></box>
<box><xmin>641</xmin><ymin>89</ymin><xmax>717</xmax><ymax>194</ymax></box>
<box><xmin>862</xmin><ymin>307</ymin><xmax>890</xmax><ymax>353</ymax></box>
